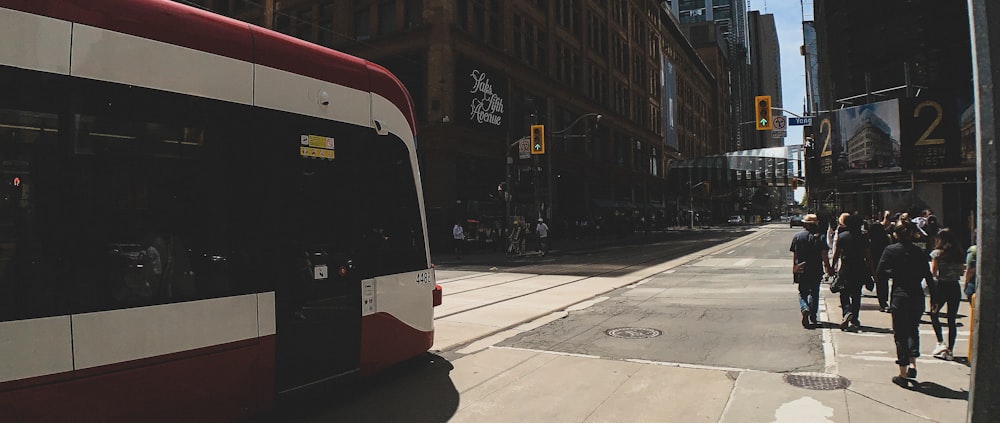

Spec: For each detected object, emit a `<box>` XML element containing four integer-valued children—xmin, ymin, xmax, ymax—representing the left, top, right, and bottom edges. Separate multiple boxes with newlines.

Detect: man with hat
<box><xmin>790</xmin><ymin>214</ymin><xmax>834</xmax><ymax>328</ymax></box>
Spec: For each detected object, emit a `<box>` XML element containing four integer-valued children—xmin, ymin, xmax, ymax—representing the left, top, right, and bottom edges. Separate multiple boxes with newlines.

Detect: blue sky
<box><xmin>747</xmin><ymin>0</ymin><xmax>807</xmax><ymax>146</ymax></box>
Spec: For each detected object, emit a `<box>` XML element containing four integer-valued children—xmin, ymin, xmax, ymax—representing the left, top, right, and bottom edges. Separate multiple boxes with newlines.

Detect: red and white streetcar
<box><xmin>0</xmin><ymin>0</ymin><xmax>441</xmax><ymax>420</ymax></box>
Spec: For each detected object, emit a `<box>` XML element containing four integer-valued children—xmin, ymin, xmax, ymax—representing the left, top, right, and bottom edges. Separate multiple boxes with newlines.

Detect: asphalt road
<box><xmin>258</xmin><ymin>226</ymin><xmax>776</xmax><ymax>422</ymax></box>
<box><xmin>496</xmin><ymin>226</ymin><xmax>825</xmax><ymax>373</ymax></box>
<box><xmin>256</xmin><ymin>225</ymin><xmax>973</xmax><ymax>423</ymax></box>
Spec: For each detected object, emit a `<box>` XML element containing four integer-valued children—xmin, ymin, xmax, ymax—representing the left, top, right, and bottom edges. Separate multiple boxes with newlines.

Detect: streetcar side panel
<box><xmin>0</xmin><ymin>0</ymin><xmax>434</xmax><ymax>420</ymax></box>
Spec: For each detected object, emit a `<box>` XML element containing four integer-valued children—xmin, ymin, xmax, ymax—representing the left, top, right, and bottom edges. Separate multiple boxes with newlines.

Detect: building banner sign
<box><xmin>661</xmin><ymin>54</ymin><xmax>678</xmax><ymax>150</ymax></box>
<box><xmin>898</xmin><ymin>97</ymin><xmax>962</xmax><ymax>169</ymax></box>
<box><xmin>815</xmin><ymin>99</ymin><xmax>902</xmax><ymax>177</ymax></box>
<box><xmin>456</xmin><ymin>59</ymin><xmax>507</xmax><ymax>130</ymax></box>
<box><xmin>811</xmin><ymin>97</ymin><xmax>966</xmax><ymax>185</ymax></box>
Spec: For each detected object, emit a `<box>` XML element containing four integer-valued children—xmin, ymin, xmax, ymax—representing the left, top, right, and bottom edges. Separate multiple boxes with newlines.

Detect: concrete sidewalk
<box><xmin>435</xmin><ymin>226</ymin><xmax>972</xmax><ymax>422</ymax></box>
<box><xmin>714</xmin><ymin>286</ymin><xmax>972</xmax><ymax>422</ymax></box>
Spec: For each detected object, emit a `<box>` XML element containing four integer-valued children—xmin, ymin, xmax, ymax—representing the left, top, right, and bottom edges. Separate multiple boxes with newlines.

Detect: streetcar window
<box><xmin>0</xmin><ymin>64</ymin><xmax>426</xmax><ymax>322</ymax></box>
<box><xmin>358</xmin><ymin>136</ymin><xmax>427</xmax><ymax>275</ymax></box>
<box><xmin>67</xmin><ymin>76</ymin><xmax>256</xmax><ymax>312</ymax></box>
<box><xmin>0</xmin><ymin>65</ymin><xmax>262</xmax><ymax>320</ymax></box>
<box><xmin>0</xmin><ymin>67</ymin><xmax>65</xmax><ymax>322</ymax></box>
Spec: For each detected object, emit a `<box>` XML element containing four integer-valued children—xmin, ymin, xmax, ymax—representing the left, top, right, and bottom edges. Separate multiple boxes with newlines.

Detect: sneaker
<box><xmin>840</xmin><ymin>312</ymin><xmax>853</xmax><ymax>330</ymax></box>
<box><xmin>942</xmin><ymin>350</ymin><xmax>954</xmax><ymax>361</ymax></box>
<box><xmin>801</xmin><ymin>310</ymin><xmax>811</xmax><ymax>328</ymax></box>
<box><xmin>931</xmin><ymin>343</ymin><xmax>949</xmax><ymax>357</ymax></box>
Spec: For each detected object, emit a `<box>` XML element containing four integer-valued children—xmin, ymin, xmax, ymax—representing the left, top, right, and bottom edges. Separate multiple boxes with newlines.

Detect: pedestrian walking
<box><xmin>452</xmin><ymin>221</ymin><xmax>465</xmax><ymax>259</ymax></box>
<box><xmin>877</xmin><ymin>219</ymin><xmax>935</xmax><ymax>386</ymax></box>
<box><xmin>831</xmin><ymin>213</ymin><xmax>874</xmax><ymax>330</ymax></box>
<box><xmin>790</xmin><ymin>214</ymin><xmax>833</xmax><ymax>329</ymax></box>
<box><xmin>928</xmin><ymin>228</ymin><xmax>965</xmax><ymax>361</ymax></box>
<box><xmin>964</xmin><ymin>243</ymin><xmax>977</xmax><ymax>300</ymax></box>
<box><xmin>536</xmin><ymin>218</ymin><xmax>550</xmax><ymax>256</ymax></box>
<box><xmin>868</xmin><ymin>210</ymin><xmax>893</xmax><ymax>312</ymax></box>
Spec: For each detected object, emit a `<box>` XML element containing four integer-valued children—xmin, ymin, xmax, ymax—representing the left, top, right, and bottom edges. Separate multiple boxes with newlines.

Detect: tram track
<box><xmin>433</xmin><ymin>234</ymin><xmax>751</xmax><ymax>321</ymax></box>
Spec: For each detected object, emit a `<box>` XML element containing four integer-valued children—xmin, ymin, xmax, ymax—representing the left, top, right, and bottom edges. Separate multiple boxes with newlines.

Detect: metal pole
<box><xmin>505</xmin><ymin>135</ymin><xmax>511</xmax><ymax>247</ymax></box>
<box><xmin>968</xmin><ymin>1</ymin><xmax>1000</xmax><ymax>420</ymax></box>
<box><xmin>547</xmin><ymin>139</ymin><xmax>553</xmax><ymax>222</ymax></box>
<box><xmin>532</xmin><ymin>113</ymin><xmax>540</xmax><ymax>221</ymax></box>
<box><xmin>533</xmin><ymin>155</ymin><xmax>540</xmax><ymax>221</ymax></box>
<box><xmin>689</xmin><ymin>171</ymin><xmax>694</xmax><ymax>229</ymax></box>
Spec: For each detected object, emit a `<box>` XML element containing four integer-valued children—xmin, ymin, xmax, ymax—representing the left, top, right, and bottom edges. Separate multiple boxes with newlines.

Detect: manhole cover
<box><xmin>783</xmin><ymin>372</ymin><xmax>851</xmax><ymax>390</ymax></box>
<box><xmin>605</xmin><ymin>327</ymin><xmax>662</xmax><ymax>339</ymax></box>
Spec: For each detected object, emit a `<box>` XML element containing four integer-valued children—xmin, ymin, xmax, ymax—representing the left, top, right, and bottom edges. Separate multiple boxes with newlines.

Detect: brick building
<box><xmin>188</xmin><ymin>0</ymin><xmax>726</xmax><ymax>245</ymax></box>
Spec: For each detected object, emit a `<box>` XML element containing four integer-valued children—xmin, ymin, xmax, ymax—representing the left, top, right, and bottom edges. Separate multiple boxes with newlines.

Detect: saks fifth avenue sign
<box><xmin>469</xmin><ymin>69</ymin><xmax>504</xmax><ymax>126</ymax></box>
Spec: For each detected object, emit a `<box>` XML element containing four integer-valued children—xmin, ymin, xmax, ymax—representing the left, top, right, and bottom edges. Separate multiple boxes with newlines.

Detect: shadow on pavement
<box><xmin>948</xmin><ymin>356</ymin><xmax>972</xmax><ymax>367</ymax></box>
<box><xmin>905</xmin><ymin>381</ymin><xmax>970</xmax><ymax>400</ymax></box>
<box><xmin>250</xmin><ymin>353</ymin><xmax>459</xmax><ymax>423</ymax></box>
<box><xmin>434</xmin><ymin>229</ymin><xmax>753</xmax><ymax>276</ymax></box>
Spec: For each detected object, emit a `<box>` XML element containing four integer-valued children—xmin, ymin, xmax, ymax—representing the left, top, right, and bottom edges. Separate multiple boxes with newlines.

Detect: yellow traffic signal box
<box><xmin>530</xmin><ymin>125</ymin><xmax>545</xmax><ymax>154</ymax></box>
<box><xmin>755</xmin><ymin>96</ymin><xmax>772</xmax><ymax>130</ymax></box>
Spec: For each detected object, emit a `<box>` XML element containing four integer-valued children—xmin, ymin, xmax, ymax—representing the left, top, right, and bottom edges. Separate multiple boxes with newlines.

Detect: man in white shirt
<box><xmin>453</xmin><ymin>222</ymin><xmax>465</xmax><ymax>259</ymax></box>
<box><xmin>536</xmin><ymin>218</ymin><xmax>550</xmax><ymax>256</ymax></box>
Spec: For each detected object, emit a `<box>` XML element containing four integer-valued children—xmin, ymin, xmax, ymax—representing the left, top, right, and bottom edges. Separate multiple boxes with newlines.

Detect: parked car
<box><xmin>789</xmin><ymin>215</ymin><xmax>804</xmax><ymax>227</ymax></box>
<box><xmin>728</xmin><ymin>215</ymin><xmax>745</xmax><ymax>225</ymax></box>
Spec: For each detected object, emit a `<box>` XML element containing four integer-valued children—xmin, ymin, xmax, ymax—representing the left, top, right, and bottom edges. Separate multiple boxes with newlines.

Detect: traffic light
<box><xmin>791</xmin><ymin>178</ymin><xmax>798</xmax><ymax>190</ymax></box>
<box><xmin>530</xmin><ymin>125</ymin><xmax>545</xmax><ymax>154</ymax></box>
<box><xmin>755</xmin><ymin>95</ymin><xmax>772</xmax><ymax>130</ymax></box>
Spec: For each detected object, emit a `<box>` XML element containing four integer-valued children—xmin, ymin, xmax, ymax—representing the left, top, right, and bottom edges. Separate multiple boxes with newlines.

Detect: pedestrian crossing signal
<box><xmin>755</xmin><ymin>96</ymin><xmax>772</xmax><ymax>130</ymax></box>
<box><xmin>530</xmin><ymin>125</ymin><xmax>545</xmax><ymax>155</ymax></box>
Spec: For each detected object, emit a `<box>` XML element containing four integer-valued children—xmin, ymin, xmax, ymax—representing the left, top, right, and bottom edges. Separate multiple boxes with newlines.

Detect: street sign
<box><xmin>788</xmin><ymin>117</ymin><xmax>813</xmax><ymax>126</ymax></box>
<box><xmin>518</xmin><ymin>137</ymin><xmax>530</xmax><ymax>159</ymax></box>
<box><xmin>772</xmin><ymin>116</ymin><xmax>786</xmax><ymax>130</ymax></box>
<box><xmin>771</xmin><ymin>129</ymin><xmax>787</xmax><ymax>138</ymax></box>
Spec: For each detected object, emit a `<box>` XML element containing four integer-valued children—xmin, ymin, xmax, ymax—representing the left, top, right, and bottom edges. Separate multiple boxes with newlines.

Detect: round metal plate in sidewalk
<box><xmin>605</xmin><ymin>327</ymin><xmax>662</xmax><ymax>339</ymax></box>
<box><xmin>783</xmin><ymin>372</ymin><xmax>851</xmax><ymax>390</ymax></box>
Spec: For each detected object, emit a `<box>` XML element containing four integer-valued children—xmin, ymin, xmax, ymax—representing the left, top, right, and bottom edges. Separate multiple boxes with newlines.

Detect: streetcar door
<box><xmin>270</xmin><ymin>122</ymin><xmax>363</xmax><ymax>394</ymax></box>
<box><xmin>275</xmin><ymin>247</ymin><xmax>361</xmax><ymax>393</ymax></box>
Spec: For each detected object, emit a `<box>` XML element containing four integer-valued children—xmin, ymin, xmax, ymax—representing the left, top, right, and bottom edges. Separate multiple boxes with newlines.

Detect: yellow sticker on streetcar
<box><xmin>300</xmin><ymin>135</ymin><xmax>335</xmax><ymax>159</ymax></box>
<box><xmin>300</xmin><ymin>146</ymin><xmax>335</xmax><ymax>159</ymax></box>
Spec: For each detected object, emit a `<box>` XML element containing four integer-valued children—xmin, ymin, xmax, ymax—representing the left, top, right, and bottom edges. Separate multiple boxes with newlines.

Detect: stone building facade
<box><xmin>188</xmin><ymin>0</ymin><xmax>727</xmax><ymax>244</ymax></box>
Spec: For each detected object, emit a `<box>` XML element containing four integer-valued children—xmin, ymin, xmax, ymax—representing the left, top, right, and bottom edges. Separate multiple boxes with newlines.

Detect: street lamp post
<box><xmin>688</xmin><ymin>173</ymin><xmax>706</xmax><ymax>229</ymax></box>
<box><xmin>504</xmin><ymin>135</ymin><xmax>529</xmax><ymax>245</ymax></box>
